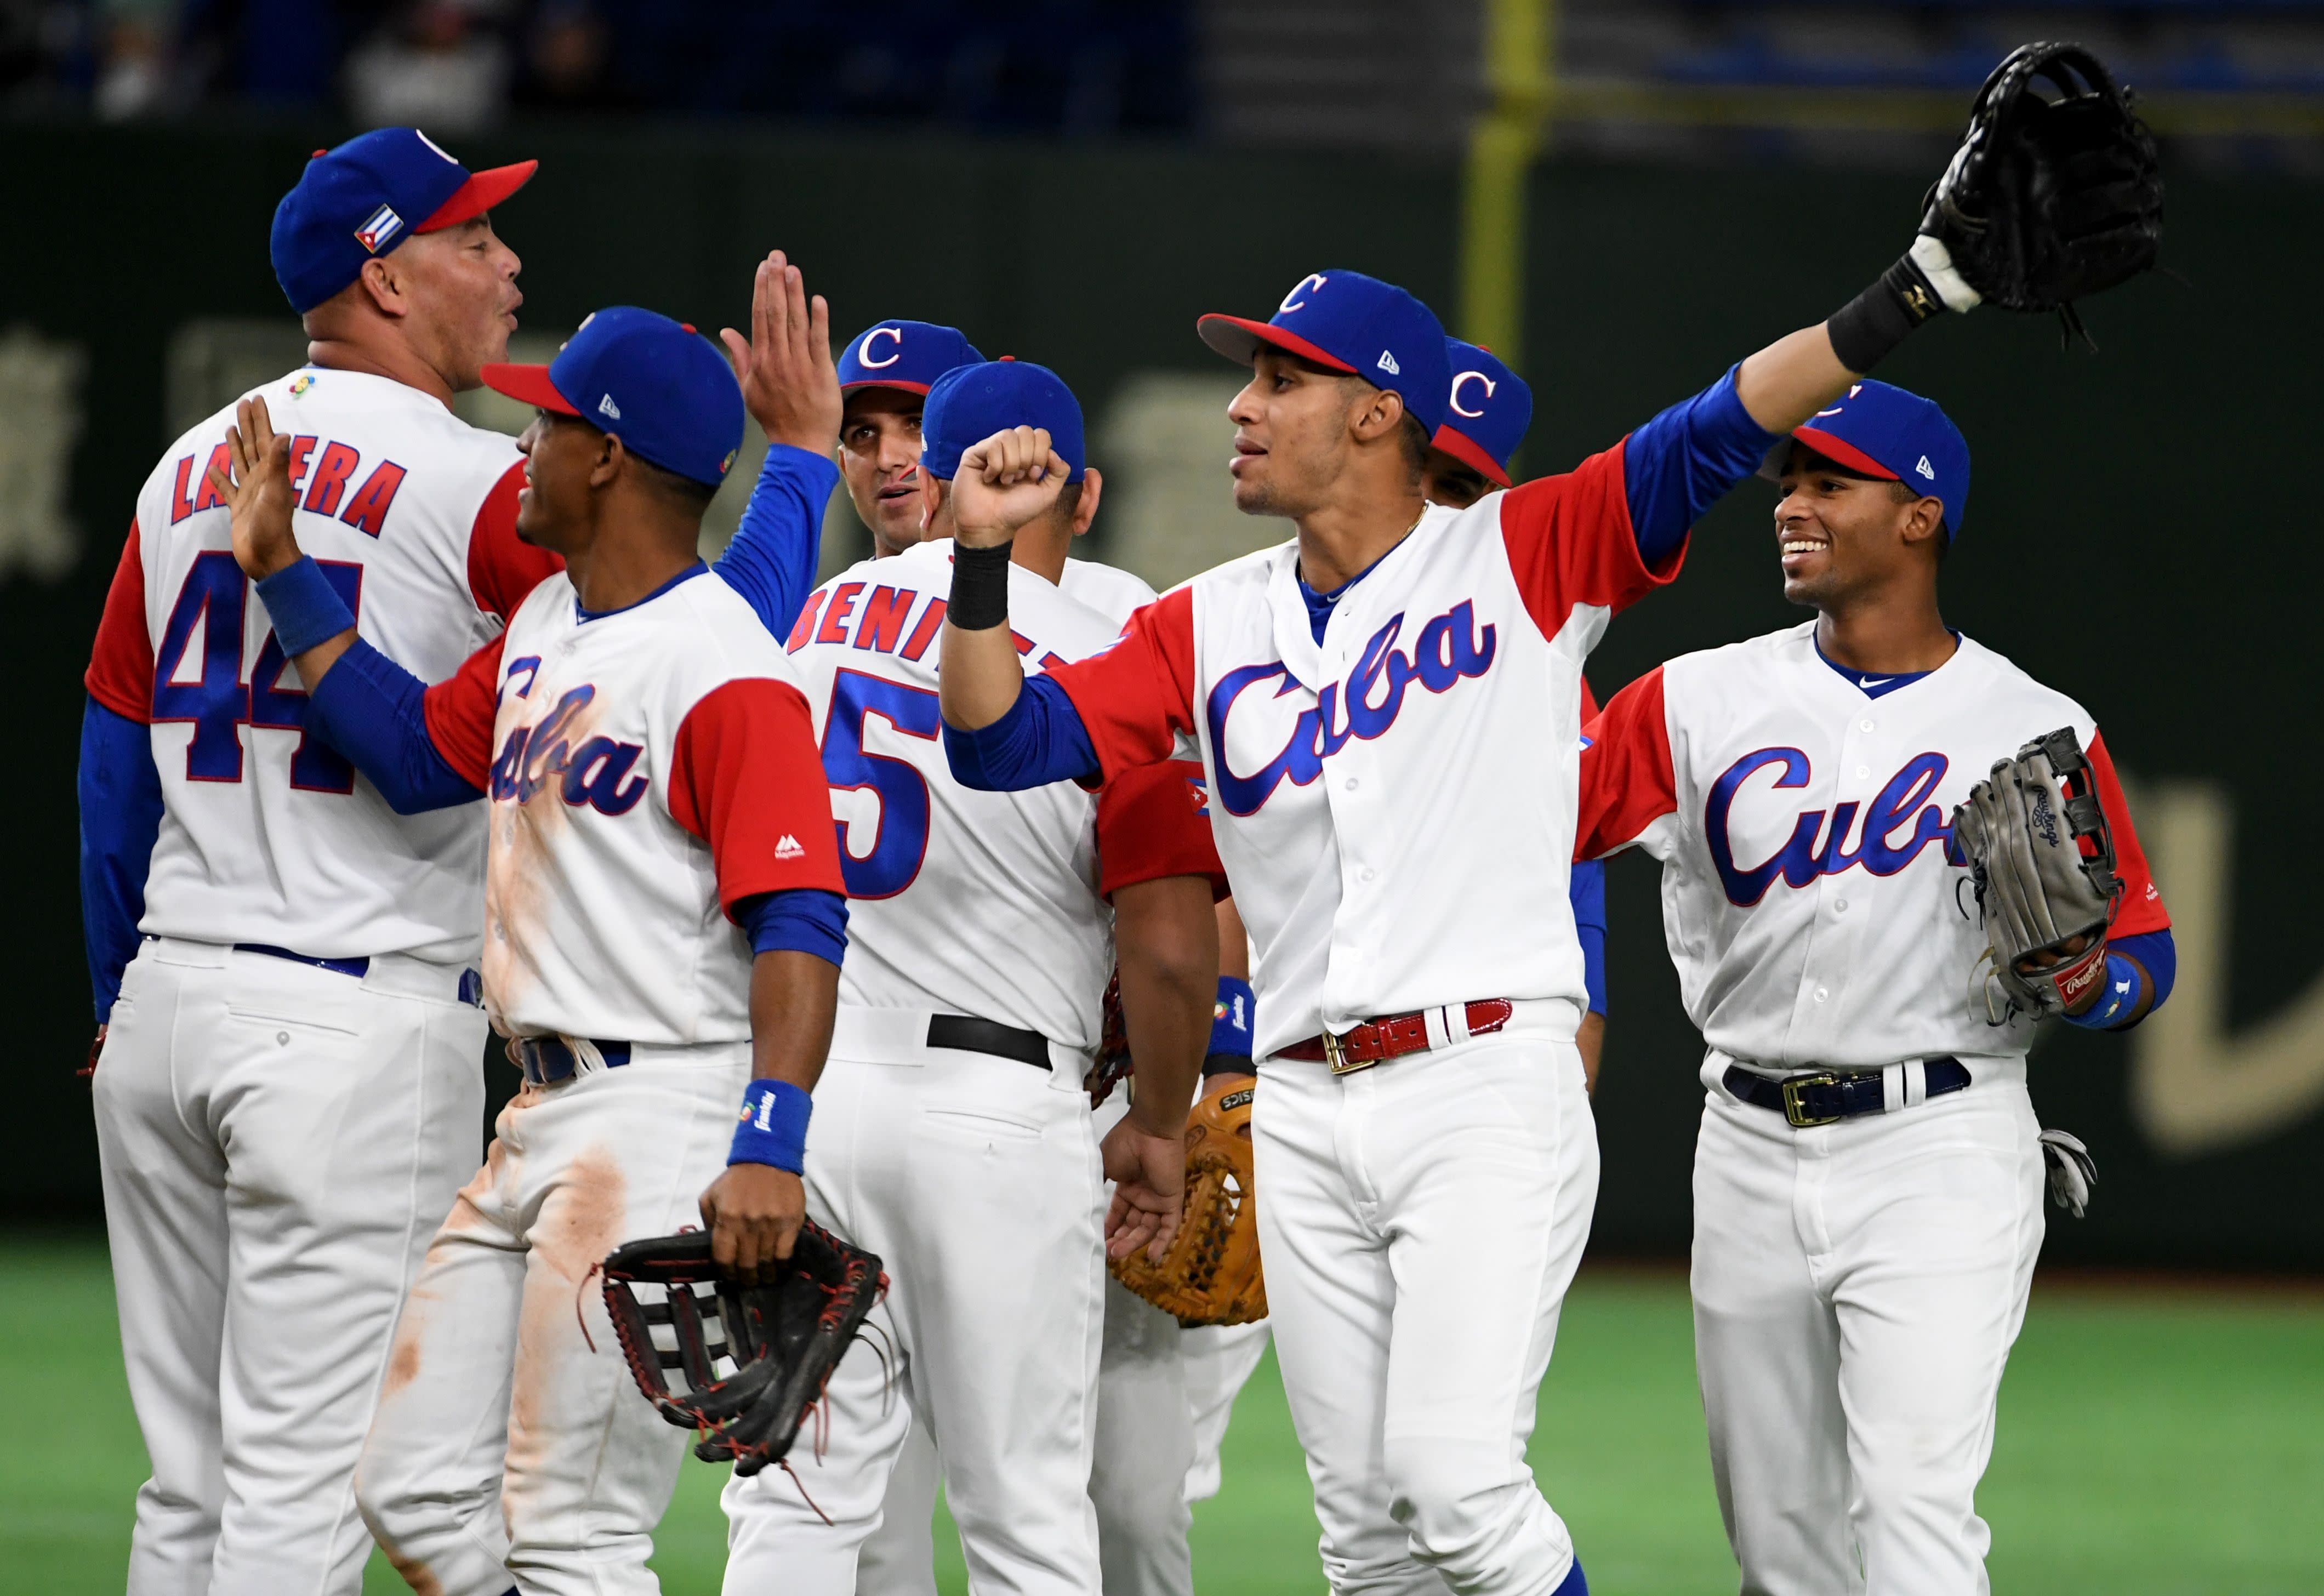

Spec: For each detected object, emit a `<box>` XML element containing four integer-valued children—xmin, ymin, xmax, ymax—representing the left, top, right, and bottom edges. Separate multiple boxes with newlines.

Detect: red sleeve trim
<box><xmin>1046</xmin><ymin>587</ymin><xmax>1199</xmax><ymax>783</ymax></box>
<box><xmin>466</xmin><ymin>460</ymin><xmax>563</xmax><ymax>622</ymax></box>
<box><xmin>421</xmin><ymin>634</ymin><xmax>509</xmax><ymax>790</ymax></box>
<box><xmin>1576</xmin><ymin>665</ymin><xmax>1678</xmax><ymax>860</ymax></box>
<box><xmin>669</xmin><ymin>677</ymin><xmax>846</xmax><ymax>916</ymax></box>
<box><xmin>2086</xmin><ymin>731</ymin><xmax>2170</xmax><ymax>937</ymax></box>
<box><xmin>86</xmin><ymin>519</ymin><xmax>154</xmax><ymax>722</ymax></box>
<box><xmin>1096</xmin><ymin>759</ymin><xmax>1227</xmax><ymax>900</ymax></box>
<box><xmin>1499</xmin><ymin>441</ymin><xmax>1685</xmax><ymax>642</ymax></box>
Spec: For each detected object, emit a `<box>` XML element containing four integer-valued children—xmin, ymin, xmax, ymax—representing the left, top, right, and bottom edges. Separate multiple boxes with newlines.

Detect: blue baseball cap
<box><xmin>838</xmin><ymin>321</ymin><xmax>985</xmax><ymax>396</ymax></box>
<box><xmin>1432</xmin><ymin>341</ymin><xmax>1534</xmax><ymax>488</ymax></box>
<box><xmin>481</xmin><ymin>307</ymin><xmax>744</xmax><ymax>488</ymax></box>
<box><xmin>1762</xmin><ymin>379</ymin><xmax>1972</xmax><ymax>539</ymax></box>
<box><xmin>271</xmin><ymin>128</ymin><xmax>536</xmax><ymax>315</ymax></box>
<box><xmin>1197</xmin><ymin>270</ymin><xmax>1453</xmax><ymax>435</ymax></box>
<box><xmin>920</xmin><ymin>359</ymin><xmax>1086</xmax><ymax>484</ymax></box>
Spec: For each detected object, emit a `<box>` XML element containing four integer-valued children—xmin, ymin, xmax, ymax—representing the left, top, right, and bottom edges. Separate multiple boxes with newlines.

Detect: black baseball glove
<box><xmin>1920</xmin><ymin>42</ymin><xmax>2163</xmax><ymax>338</ymax></box>
<box><xmin>601</xmin><ymin>1222</ymin><xmax>883</xmax><ymax>1476</ymax></box>
<box><xmin>1951</xmin><ymin>727</ymin><xmax>2122</xmax><ymax>1022</ymax></box>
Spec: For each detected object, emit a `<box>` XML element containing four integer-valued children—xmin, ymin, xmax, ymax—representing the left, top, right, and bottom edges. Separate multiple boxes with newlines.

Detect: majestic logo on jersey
<box><xmin>1707</xmin><ymin>747</ymin><xmax>1952</xmax><ymax>906</ymax></box>
<box><xmin>775</xmin><ymin>834</ymin><xmax>805</xmax><ymax>860</ymax></box>
<box><xmin>1206</xmin><ymin>602</ymin><xmax>1496</xmax><ymax>816</ymax></box>
<box><xmin>487</xmin><ymin>684</ymin><xmax>651</xmax><ymax>816</ymax></box>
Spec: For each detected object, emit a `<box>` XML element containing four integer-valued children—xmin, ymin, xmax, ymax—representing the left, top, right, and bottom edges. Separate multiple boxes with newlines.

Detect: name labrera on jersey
<box><xmin>83</xmin><ymin>367</ymin><xmax>561</xmax><ymax>962</ymax></box>
<box><xmin>1575</xmin><ymin>623</ymin><xmax>2171</xmax><ymax>1068</ymax></box>
<box><xmin>1043</xmin><ymin>446</ymin><xmax>1672</xmax><ymax>1059</ymax></box>
<box><xmin>785</xmin><ymin>540</ymin><xmax>1223</xmax><ymax>1053</ymax></box>
<box><xmin>419</xmin><ymin>567</ymin><xmax>844</xmax><ymax>1044</ymax></box>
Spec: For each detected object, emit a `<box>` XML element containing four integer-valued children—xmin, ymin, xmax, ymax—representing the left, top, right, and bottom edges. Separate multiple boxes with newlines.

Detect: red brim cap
<box><xmin>1196</xmin><ymin>314</ymin><xmax>1358</xmax><ymax>374</ymax></box>
<box><xmin>1428</xmin><ymin>424</ymin><xmax>1511</xmax><ymax>488</ymax></box>
<box><xmin>1790</xmin><ymin>425</ymin><xmax>1899</xmax><ymax>481</ymax></box>
<box><xmin>840</xmin><ymin>378</ymin><xmax>934</xmax><ymax>395</ymax></box>
<box><xmin>418</xmin><ymin>159</ymin><xmax>539</xmax><ymax>233</ymax></box>
<box><xmin>479</xmin><ymin>362</ymin><xmax>578</xmax><ymax>414</ymax></box>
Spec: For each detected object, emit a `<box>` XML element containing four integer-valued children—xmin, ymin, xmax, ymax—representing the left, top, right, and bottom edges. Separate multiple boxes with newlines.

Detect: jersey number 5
<box><xmin>151</xmin><ymin>550</ymin><xmax>365</xmax><ymax>793</ymax></box>
<box><xmin>821</xmin><ymin>669</ymin><xmax>940</xmax><ymax>899</ymax></box>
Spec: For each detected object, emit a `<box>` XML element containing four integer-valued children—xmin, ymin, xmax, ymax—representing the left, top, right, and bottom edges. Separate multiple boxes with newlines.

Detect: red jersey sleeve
<box><xmin>86</xmin><ymin>519</ymin><xmax>153</xmax><ymax>722</ymax></box>
<box><xmin>1096</xmin><ymin>759</ymin><xmax>1227</xmax><ymax>900</ymax></box>
<box><xmin>668</xmin><ymin>677</ymin><xmax>846</xmax><ymax>917</ymax></box>
<box><xmin>1045</xmin><ymin>586</ymin><xmax>1200</xmax><ymax>784</ymax></box>
<box><xmin>466</xmin><ymin>460</ymin><xmax>563</xmax><ymax>623</ymax></box>
<box><xmin>1576</xmin><ymin>665</ymin><xmax>1679</xmax><ymax>861</ymax></box>
<box><xmin>2086</xmin><ymin>730</ymin><xmax>2169</xmax><ymax>937</ymax></box>
<box><xmin>1499</xmin><ymin>443</ymin><xmax>1684</xmax><ymax>642</ymax></box>
<box><xmin>420</xmin><ymin>634</ymin><xmax>509</xmax><ymax>790</ymax></box>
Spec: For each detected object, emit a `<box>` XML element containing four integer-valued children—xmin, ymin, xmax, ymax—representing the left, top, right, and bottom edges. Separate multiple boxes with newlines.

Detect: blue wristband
<box><xmin>730</xmin><ymin>1079</ymin><xmax>812</xmax><ymax>1172</ymax></box>
<box><xmin>1210</xmin><ymin>976</ymin><xmax>1254</xmax><ymax>1057</ymax></box>
<box><xmin>2063</xmin><ymin>951</ymin><xmax>2143</xmax><ymax>1031</ymax></box>
<box><xmin>255</xmin><ymin>555</ymin><xmax>358</xmax><ymax>657</ymax></box>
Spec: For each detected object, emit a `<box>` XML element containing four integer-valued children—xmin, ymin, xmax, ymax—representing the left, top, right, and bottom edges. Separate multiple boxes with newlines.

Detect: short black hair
<box><xmin>630</xmin><ymin>449</ymin><xmax>720</xmax><ymax>514</ymax></box>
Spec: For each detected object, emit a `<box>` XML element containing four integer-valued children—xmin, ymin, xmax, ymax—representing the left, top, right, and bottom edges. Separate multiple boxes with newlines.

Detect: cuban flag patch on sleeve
<box><xmin>354</xmin><ymin>205</ymin><xmax>404</xmax><ymax>254</ymax></box>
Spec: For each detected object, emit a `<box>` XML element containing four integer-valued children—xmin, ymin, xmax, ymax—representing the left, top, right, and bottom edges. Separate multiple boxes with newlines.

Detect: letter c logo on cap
<box><xmin>1450</xmin><ymin>371</ymin><xmax>1496</xmax><ymax>419</ymax></box>
<box><xmin>858</xmin><ymin>327</ymin><xmax>904</xmax><ymax>368</ymax></box>
<box><xmin>1279</xmin><ymin>274</ymin><xmax>1329</xmax><ymax>315</ymax></box>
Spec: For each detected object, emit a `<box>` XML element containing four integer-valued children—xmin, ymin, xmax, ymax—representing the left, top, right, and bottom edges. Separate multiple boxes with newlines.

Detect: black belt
<box><xmin>926</xmin><ymin>1014</ymin><xmax>1051</xmax><ymax>1071</ymax></box>
<box><xmin>512</xmin><ymin>1035</ymin><xmax>633</xmax><ymax>1087</ymax></box>
<box><xmin>1724</xmin><ymin>1057</ymin><xmax>1970</xmax><ymax>1128</ymax></box>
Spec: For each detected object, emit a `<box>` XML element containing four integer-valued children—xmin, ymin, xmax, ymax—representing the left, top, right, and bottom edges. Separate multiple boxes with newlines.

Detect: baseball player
<box><xmin>931</xmin><ymin>218</ymin><xmax>2012</xmax><ymax>1591</ymax></box>
<box><xmin>1574</xmin><ymin>380</ymin><xmax>2174</xmax><ymax>1594</ymax></box>
<box><xmin>711</xmin><ymin>330</ymin><xmax>1224</xmax><ymax>1594</ymax></box>
<box><xmin>208</xmin><ymin>305</ymin><xmax>848</xmax><ymax>1593</ymax></box>
<box><xmin>76</xmin><ymin>127</ymin><xmax>556</xmax><ymax>1594</ymax></box>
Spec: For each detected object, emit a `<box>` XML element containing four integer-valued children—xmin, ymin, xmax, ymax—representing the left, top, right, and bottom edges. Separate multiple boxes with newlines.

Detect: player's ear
<box><xmin>1070</xmin><ymin>468</ymin><xmax>1102</xmax><ymax>538</ymax></box>
<box><xmin>1349</xmin><ymin>385</ymin><xmax>1404</xmax><ymax>447</ymax></box>
<box><xmin>918</xmin><ymin>469</ymin><xmax>942</xmax><ymax>532</ymax></box>
<box><xmin>355</xmin><ymin>256</ymin><xmax>408</xmax><ymax>320</ymax></box>
<box><xmin>591</xmin><ymin>430</ymin><xmax>625</xmax><ymax>491</ymax></box>
<box><xmin>1901</xmin><ymin>495</ymin><xmax>1947</xmax><ymax>553</ymax></box>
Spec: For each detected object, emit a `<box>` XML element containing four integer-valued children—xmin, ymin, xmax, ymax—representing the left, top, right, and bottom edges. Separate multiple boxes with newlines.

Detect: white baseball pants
<box><xmin>354</xmin><ymin>1043</ymin><xmax>749</xmax><ymax>1596</ymax></box>
<box><xmin>721</xmin><ymin>1008</ymin><xmax>1107</xmax><ymax>1596</ymax></box>
<box><xmin>93</xmin><ymin>936</ymin><xmax>486</xmax><ymax>1596</ymax></box>
<box><xmin>1690</xmin><ymin>1056</ymin><xmax>2046</xmax><ymax>1596</ymax></box>
<box><xmin>1257</xmin><ymin>1002</ymin><xmax>1597</xmax><ymax>1596</ymax></box>
<box><xmin>1179</xmin><ymin>1319</ymin><xmax>1271</xmax><ymax>1506</ymax></box>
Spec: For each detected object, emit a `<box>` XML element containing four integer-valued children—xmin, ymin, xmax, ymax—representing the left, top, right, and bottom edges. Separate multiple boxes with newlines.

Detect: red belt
<box><xmin>1280</xmin><ymin>999</ymin><xmax>1516</xmax><ymax>1075</ymax></box>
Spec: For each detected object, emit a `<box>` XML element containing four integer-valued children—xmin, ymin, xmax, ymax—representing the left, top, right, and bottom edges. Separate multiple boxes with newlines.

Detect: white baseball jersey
<box><xmin>418</xmin><ymin>566</ymin><xmax>844</xmax><ymax>1042</ymax></box>
<box><xmin>1044</xmin><ymin>447</ymin><xmax>1667</xmax><ymax>1059</ymax></box>
<box><xmin>1576</xmin><ymin>622</ymin><xmax>2170</xmax><ymax>1069</ymax></box>
<box><xmin>87</xmin><ymin>366</ymin><xmax>561</xmax><ymax>962</ymax></box>
<box><xmin>783</xmin><ymin>539</ymin><xmax>1222</xmax><ymax>1051</ymax></box>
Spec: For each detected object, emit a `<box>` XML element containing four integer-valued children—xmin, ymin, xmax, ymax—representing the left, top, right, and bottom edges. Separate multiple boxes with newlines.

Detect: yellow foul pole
<box><xmin>1459</xmin><ymin>0</ymin><xmax>1554</xmax><ymax>371</ymax></box>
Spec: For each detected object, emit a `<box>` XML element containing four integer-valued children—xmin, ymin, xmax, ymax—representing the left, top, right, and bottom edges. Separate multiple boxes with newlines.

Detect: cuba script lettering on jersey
<box><xmin>1207</xmin><ymin>600</ymin><xmax>1496</xmax><ymax>816</ymax></box>
<box><xmin>486</xmin><ymin>680</ymin><xmax>651</xmax><ymax>816</ymax></box>
<box><xmin>1707</xmin><ymin>748</ymin><xmax>1951</xmax><ymax>906</ymax></box>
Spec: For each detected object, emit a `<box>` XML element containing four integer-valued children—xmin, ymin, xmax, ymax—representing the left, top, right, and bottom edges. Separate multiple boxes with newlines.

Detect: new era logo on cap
<box><xmin>1377</xmin><ymin>351</ymin><xmax>1400</xmax><ymax>375</ymax></box>
<box><xmin>352</xmin><ymin>204</ymin><xmax>403</xmax><ymax>254</ymax></box>
<box><xmin>599</xmin><ymin>394</ymin><xmax>622</xmax><ymax>421</ymax></box>
<box><xmin>1917</xmin><ymin>455</ymin><xmax>1936</xmax><ymax>480</ymax></box>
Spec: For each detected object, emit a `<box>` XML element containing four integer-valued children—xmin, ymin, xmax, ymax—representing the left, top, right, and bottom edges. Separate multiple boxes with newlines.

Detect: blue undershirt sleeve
<box><xmin>715</xmin><ymin>443</ymin><xmax>841</xmax><ymax>636</ymax></box>
<box><xmin>304</xmin><ymin>640</ymin><xmax>485</xmax><ymax>814</ymax></box>
<box><xmin>943</xmin><ymin>674</ymin><xmax>1102</xmax><ymax>791</ymax></box>
<box><xmin>1570</xmin><ymin>858</ymin><xmax>1609</xmax><ymax>1017</ymax></box>
<box><xmin>2064</xmin><ymin>927</ymin><xmax>2176</xmax><ymax>1031</ymax></box>
<box><xmin>79</xmin><ymin>697</ymin><xmax>163</xmax><ymax>1022</ymax></box>
<box><xmin>1621</xmin><ymin>365</ymin><xmax>1785</xmax><ymax>569</ymax></box>
<box><xmin>739</xmin><ymin>887</ymin><xmax>850</xmax><ymax>968</ymax></box>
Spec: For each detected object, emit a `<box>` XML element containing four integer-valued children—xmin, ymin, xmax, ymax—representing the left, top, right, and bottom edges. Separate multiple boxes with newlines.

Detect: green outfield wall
<box><xmin>4</xmin><ymin>118</ymin><xmax>2316</xmax><ymax>1268</ymax></box>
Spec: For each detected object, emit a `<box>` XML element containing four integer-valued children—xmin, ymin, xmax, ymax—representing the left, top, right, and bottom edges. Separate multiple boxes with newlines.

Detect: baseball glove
<box><xmin>1922</xmin><ymin>42</ymin><xmax>2162</xmax><ymax>335</ymax></box>
<box><xmin>1951</xmin><ymin>727</ymin><xmax>2123</xmax><ymax>1022</ymax></box>
<box><xmin>1110</xmin><ymin>1078</ymin><xmax>1266</xmax><ymax>1327</ymax></box>
<box><xmin>601</xmin><ymin>1222</ymin><xmax>884</xmax><ymax>1477</ymax></box>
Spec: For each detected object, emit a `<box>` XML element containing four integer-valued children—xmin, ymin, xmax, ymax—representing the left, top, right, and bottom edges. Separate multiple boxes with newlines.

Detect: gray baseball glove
<box><xmin>1952</xmin><ymin>727</ymin><xmax>2121</xmax><ymax>1021</ymax></box>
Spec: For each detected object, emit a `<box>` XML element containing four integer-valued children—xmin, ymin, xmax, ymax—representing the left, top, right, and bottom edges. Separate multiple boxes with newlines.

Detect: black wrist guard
<box><xmin>948</xmin><ymin>540</ymin><xmax>1013</xmax><ymax>632</ymax></box>
<box><xmin>1826</xmin><ymin>250</ymin><xmax>1949</xmax><ymax>374</ymax></box>
<box><xmin>1201</xmin><ymin>1051</ymin><xmax>1255</xmax><ymax>1080</ymax></box>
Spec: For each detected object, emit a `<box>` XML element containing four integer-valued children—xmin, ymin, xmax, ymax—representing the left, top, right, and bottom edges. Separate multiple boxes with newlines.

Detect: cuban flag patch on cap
<box><xmin>353</xmin><ymin>204</ymin><xmax>403</xmax><ymax>254</ymax></box>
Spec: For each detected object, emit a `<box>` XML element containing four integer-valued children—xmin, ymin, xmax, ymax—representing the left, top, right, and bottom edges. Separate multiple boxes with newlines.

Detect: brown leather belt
<box><xmin>1280</xmin><ymin>999</ymin><xmax>1516</xmax><ymax>1075</ymax></box>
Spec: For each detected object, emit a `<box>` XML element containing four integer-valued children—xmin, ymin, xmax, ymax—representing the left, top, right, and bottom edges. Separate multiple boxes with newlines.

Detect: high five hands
<box><xmin>950</xmin><ymin>426</ymin><xmax>1070</xmax><ymax>548</ymax></box>
<box><xmin>208</xmin><ymin>397</ymin><xmax>304</xmax><ymax>583</ymax></box>
<box><xmin>719</xmin><ymin>248</ymin><xmax>840</xmax><ymax>454</ymax></box>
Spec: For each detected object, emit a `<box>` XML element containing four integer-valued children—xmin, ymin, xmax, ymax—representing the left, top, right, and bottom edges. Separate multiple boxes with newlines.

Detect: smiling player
<box><xmin>1575</xmin><ymin>380</ymin><xmax>2173</xmax><ymax>1595</ymax></box>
